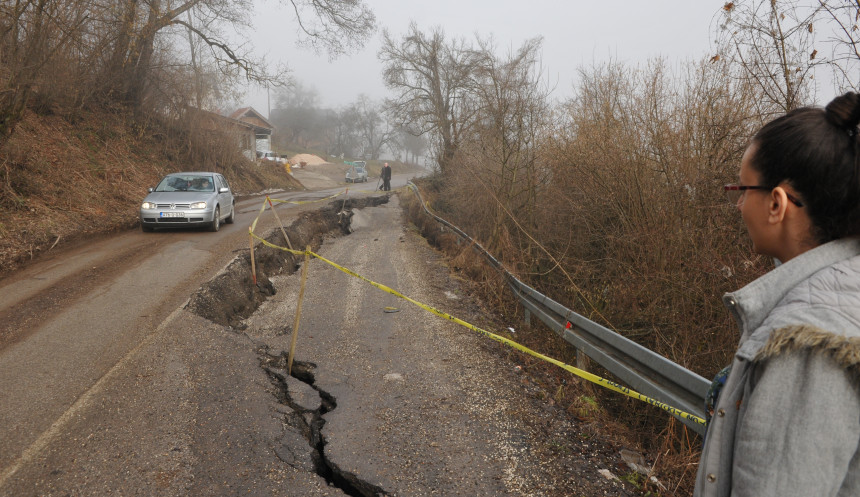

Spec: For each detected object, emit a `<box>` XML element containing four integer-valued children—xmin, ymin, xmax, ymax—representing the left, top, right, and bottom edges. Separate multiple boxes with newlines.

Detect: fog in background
<box><xmin>243</xmin><ymin>1</ymin><xmax>725</xmax><ymax>116</ymax></box>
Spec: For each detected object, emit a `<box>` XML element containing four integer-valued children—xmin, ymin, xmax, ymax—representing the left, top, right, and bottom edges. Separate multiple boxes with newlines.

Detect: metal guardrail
<box><xmin>407</xmin><ymin>182</ymin><xmax>710</xmax><ymax>434</ymax></box>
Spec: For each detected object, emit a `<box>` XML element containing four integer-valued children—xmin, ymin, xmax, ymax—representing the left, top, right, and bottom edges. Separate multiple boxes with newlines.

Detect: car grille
<box><xmin>151</xmin><ymin>217</ymin><xmax>205</xmax><ymax>223</ymax></box>
<box><xmin>156</xmin><ymin>203</ymin><xmax>191</xmax><ymax>209</ymax></box>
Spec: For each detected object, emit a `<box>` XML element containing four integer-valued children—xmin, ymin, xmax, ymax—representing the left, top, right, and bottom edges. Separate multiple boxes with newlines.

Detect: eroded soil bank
<box><xmin>186</xmin><ymin>195</ymin><xmax>389</xmax><ymax>328</ymax></box>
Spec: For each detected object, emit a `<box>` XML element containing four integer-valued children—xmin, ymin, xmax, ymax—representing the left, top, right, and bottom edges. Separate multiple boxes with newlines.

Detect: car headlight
<box><xmin>141</xmin><ymin>202</ymin><xmax>157</xmax><ymax>209</ymax></box>
<box><xmin>190</xmin><ymin>202</ymin><xmax>207</xmax><ymax>209</ymax></box>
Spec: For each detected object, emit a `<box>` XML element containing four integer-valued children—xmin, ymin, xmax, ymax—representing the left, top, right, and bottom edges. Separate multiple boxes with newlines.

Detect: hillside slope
<box><xmin>0</xmin><ymin>109</ymin><xmax>301</xmax><ymax>275</ymax></box>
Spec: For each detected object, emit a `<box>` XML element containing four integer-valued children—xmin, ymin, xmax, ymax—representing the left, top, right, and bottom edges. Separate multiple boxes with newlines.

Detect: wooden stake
<box><xmin>249</xmin><ymin>232</ymin><xmax>257</xmax><ymax>286</ymax></box>
<box><xmin>288</xmin><ymin>246</ymin><xmax>311</xmax><ymax>375</ymax></box>
<box><xmin>267</xmin><ymin>197</ymin><xmax>294</xmax><ymax>250</ymax></box>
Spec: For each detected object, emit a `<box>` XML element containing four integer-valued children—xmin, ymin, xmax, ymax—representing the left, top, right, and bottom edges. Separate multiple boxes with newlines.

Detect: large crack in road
<box><xmin>260</xmin><ymin>349</ymin><xmax>389</xmax><ymax>497</ymax></box>
<box><xmin>186</xmin><ymin>195</ymin><xmax>392</xmax><ymax>496</ymax></box>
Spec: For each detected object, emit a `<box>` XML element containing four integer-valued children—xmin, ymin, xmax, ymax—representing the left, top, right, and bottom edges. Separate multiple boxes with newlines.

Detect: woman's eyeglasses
<box><xmin>724</xmin><ymin>184</ymin><xmax>804</xmax><ymax>207</ymax></box>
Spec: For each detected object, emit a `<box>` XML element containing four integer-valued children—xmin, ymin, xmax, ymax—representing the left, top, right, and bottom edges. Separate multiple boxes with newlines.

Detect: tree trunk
<box><xmin>123</xmin><ymin>0</ymin><xmax>160</xmax><ymax>110</ymax></box>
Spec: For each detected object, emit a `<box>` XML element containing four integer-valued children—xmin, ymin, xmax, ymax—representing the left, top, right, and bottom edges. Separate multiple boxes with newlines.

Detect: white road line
<box><xmin>0</xmin><ymin>305</ymin><xmax>187</xmax><ymax>488</ymax></box>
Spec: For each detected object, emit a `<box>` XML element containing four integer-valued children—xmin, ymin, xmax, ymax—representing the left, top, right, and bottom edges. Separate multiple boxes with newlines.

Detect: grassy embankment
<box><xmin>0</xmin><ymin>109</ymin><xmax>301</xmax><ymax>275</ymax></box>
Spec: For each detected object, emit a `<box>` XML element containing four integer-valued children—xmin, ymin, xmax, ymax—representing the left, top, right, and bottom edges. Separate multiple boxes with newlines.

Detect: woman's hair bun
<box><xmin>825</xmin><ymin>92</ymin><xmax>860</xmax><ymax>132</ymax></box>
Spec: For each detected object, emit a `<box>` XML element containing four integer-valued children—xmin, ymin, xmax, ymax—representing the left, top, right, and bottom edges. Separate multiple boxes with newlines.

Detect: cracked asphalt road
<box><xmin>0</xmin><ymin>180</ymin><xmax>636</xmax><ymax>496</ymax></box>
<box><xmin>260</xmin><ymin>199</ymin><xmax>543</xmax><ymax>494</ymax></box>
<box><xmin>232</xmin><ymin>195</ymin><xmax>635</xmax><ymax>496</ymax></box>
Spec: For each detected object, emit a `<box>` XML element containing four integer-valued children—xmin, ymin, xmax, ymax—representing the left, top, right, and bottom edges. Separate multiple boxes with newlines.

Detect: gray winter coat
<box><xmin>694</xmin><ymin>238</ymin><xmax>860</xmax><ymax>497</ymax></box>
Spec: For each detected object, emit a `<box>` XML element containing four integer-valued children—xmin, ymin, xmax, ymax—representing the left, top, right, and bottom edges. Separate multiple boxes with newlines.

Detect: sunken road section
<box><xmin>185</xmin><ymin>195</ymin><xmax>389</xmax><ymax>329</ymax></box>
<box><xmin>260</xmin><ymin>352</ymin><xmax>390</xmax><ymax>496</ymax></box>
<box><xmin>185</xmin><ymin>194</ymin><xmax>393</xmax><ymax>496</ymax></box>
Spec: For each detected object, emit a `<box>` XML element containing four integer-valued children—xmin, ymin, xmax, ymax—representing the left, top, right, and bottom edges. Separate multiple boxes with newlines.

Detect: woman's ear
<box><xmin>768</xmin><ymin>187</ymin><xmax>790</xmax><ymax>224</ymax></box>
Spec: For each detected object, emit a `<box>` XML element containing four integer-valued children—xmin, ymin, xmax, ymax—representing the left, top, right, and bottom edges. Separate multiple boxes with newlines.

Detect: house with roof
<box><xmin>229</xmin><ymin>107</ymin><xmax>274</xmax><ymax>157</ymax></box>
<box><xmin>185</xmin><ymin>108</ymin><xmax>253</xmax><ymax>161</ymax></box>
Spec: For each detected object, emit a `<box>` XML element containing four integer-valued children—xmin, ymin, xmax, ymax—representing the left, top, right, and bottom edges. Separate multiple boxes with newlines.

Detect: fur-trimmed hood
<box><xmin>755</xmin><ymin>325</ymin><xmax>860</xmax><ymax>379</ymax></box>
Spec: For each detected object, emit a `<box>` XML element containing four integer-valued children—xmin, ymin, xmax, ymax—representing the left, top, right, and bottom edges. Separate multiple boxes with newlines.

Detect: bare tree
<box><xmin>0</xmin><ymin>0</ymin><xmax>89</xmax><ymax>135</ymax></box>
<box><xmin>474</xmin><ymin>38</ymin><xmax>549</xmax><ymax>211</ymax></box>
<box><xmin>271</xmin><ymin>82</ymin><xmax>322</xmax><ymax>148</ymax></box>
<box><xmin>715</xmin><ymin>0</ymin><xmax>823</xmax><ymax>112</ymax></box>
<box><xmin>0</xmin><ymin>0</ymin><xmax>376</xmax><ymax>134</ymax></box>
<box><xmin>818</xmin><ymin>0</ymin><xmax>860</xmax><ymax>92</ymax></box>
<box><xmin>447</xmin><ymin>36</ymin><xmax>552</xmax><ymax>253</ymax></box>
<box><xmin>392</xmin><ymin>127</ymin><xmax>428</xmax><ymax>165</ymax></box>
<box><xmin>290</xmin><ymin>0</ymin><xmax>376</xmax><ymax>58</ymax></box>
<box><xmin>111</xmin><ymin>0</ymin><xmax>370</xmax><ymax>111</ymax></box>
<box><xmin>348</xmin><ymin>94</ymin><xmax>392</xmax><ymax>160</ymax></box>
<box><xmin>379</xmin><ymin>23</ymin><xmax>481</xmax><ymax>172</ymax></box>
<box><xmin>322</xmin><ymin>107</ymin><xmax>360</xmax><ymax>158</ymax></box>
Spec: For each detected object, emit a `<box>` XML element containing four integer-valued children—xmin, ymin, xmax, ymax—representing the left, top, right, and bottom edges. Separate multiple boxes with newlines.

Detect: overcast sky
<box><xmin>244</xmin><ymin>1</ymin><xmax>724</xmax><ymax>116</ymax></box>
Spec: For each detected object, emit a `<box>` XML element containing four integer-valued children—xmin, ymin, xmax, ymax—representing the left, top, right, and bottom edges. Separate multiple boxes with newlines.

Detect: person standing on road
<box><xmin>381</xmin><ymin>162</ymin><xmax>392</xmax><ymax>191</ymax></box>
<box><xmin>694</xmin><ymin>93</ymin><xmax>860</xmax><ymax>497</ymax></box>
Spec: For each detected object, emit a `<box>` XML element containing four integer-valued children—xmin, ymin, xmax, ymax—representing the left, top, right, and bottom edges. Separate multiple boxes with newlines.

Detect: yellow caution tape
<box><xmin>250</xmin><ymin>186</ymin><xmax>402</xmax><ymax>233</ymax></box>
<box><xmin>246</xmin><ymin>230</ymin><xmax>706</xmax><ymax>428</ymax></box>
<box><xmin>267</xmin><ymin>190</ymin><xmax>346</xmax><ymax>206</ymax></box>
<box><xmin>249</xmin><ymin>192</ymin><xmax>347</xmax><ymax>241</ymax></box>
<box><xmin>250</xmin><ymin>231</ymin><xmax>304</xmax><ymax>256</ymax></box>
<box><xmin>248</xmin><ymin>197</ymin><xmax>269</xmax><ymax>234</ymax></box>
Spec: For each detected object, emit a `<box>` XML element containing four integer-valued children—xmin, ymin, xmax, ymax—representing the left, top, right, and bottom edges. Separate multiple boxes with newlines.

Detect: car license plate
<box><xmin>160</xmin><ymin>212</ymin><xmax>185</xmax><ymax>218</ymax></box>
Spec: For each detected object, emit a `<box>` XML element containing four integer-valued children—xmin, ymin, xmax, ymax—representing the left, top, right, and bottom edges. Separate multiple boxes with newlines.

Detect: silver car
<box><xmin>345</xmin><ymin>163</ymin><xmax>368</xmax><ymax>183</ymax></box>
<box><xmin>139</xmin><ymin>172</ymin><xmax>235</xmax><ymax>232</ymax></box>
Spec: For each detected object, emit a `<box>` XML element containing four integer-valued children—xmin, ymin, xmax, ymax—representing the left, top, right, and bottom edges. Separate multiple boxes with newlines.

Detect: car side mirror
<box><xmin>148</xmin><ymin>187</ymin><xmax>154</xmax><ymax>193</ymax></box>
<box><xmin>219</xmin><ymin>187</ymin><xmax>229</xmax><ymax>193</ymax></box>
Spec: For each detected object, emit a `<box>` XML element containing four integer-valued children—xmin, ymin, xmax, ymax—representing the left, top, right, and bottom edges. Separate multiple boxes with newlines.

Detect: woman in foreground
<box><xmin>694</xmin><ymin>93</ymin><xmax>860</xmax><ymax>496</ymax></box>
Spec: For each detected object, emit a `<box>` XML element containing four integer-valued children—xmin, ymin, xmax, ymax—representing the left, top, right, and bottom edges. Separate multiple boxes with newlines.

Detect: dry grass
<box><xmin>404</xmin><ymin>178</ymin><xmax>708</xmax><ymax>495</ymax></box>
<box><xmin>402</xmin><ymin>59</ymin><xmax>787</xmax><ymax>495</ymax></box>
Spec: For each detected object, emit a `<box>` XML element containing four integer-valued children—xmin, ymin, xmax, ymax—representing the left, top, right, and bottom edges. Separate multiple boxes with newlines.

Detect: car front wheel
<box><xmin>209</xmin><ymin>206</ymin><xmax>220</xmax><ymax>232</ymax></box>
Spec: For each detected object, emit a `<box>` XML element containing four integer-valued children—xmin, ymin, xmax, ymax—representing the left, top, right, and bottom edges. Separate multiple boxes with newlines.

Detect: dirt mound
<box><xmin>289</xmin><ymin>154</ymin><xmax>328</xmax><ymax>166</ymax></box>
<box><xmin>291</xmin><ymin>162</ymin><xmax>351</xmax><ymax>190</ymax></box>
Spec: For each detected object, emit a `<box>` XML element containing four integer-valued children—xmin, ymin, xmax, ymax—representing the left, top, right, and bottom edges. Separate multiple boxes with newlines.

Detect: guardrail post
<box><xmin>523</xmin><ymin>308</ymin><xmax>531</xmax><ymax>325</ymax></box>
<box><xmin>576</xmin><ymin>349</ymin><xmax>589</xmax><ymax>369</ymax></box>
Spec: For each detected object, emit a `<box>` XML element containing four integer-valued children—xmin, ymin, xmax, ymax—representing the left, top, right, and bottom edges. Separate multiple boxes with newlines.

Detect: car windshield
<box><xmin>155</xmin><ymin>175</ymin><xmax>215</xmax><ymax>192</ymax></box>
